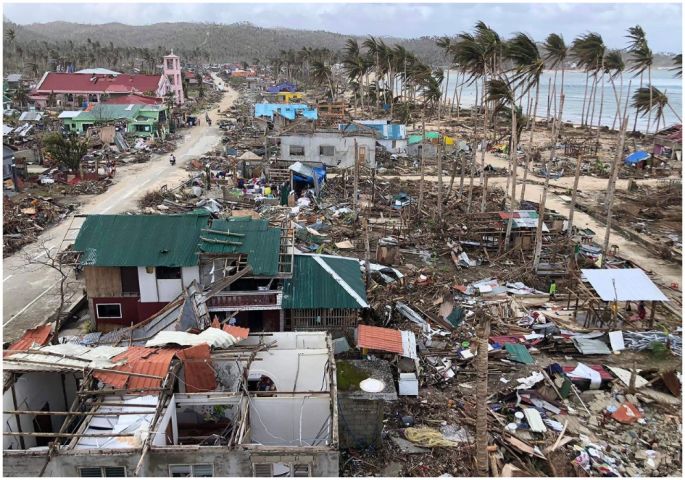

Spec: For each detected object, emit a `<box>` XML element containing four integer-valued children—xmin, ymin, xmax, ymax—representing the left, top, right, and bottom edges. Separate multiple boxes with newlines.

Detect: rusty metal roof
<box><xmin>175</xmin><ymin>344</ymin><xmax>216</xmax><ymax>393</ymax></box>
<box><xmin>4</xmin><ymin>325</ymin><xmax>53</xmax><ymax>357</ymax></box>
<box><xmin>357</xmin><ymin>325</ymin><xmax>404</xmax><ymax>354</ymax></box>
<box><xmin>94</xmin><ymin>347</ymin><xmax>179</xmax><ymax>390</ymax></box>
<box><xmin>223</xmin><ymin>325</ymin><xmax>250</xmax><ymax>341</ymax></box>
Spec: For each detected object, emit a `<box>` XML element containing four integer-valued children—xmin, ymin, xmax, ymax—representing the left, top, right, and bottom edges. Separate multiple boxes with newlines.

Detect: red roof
<box><xmin>94</xmin><ymin>347</ymin><xmax>179</xmax><ymax>390</ymax></box>
<box><xmin>563</xmin><ymin>364</ymin><xmax>613</xmax><ymax>381</ymax></box>
<box><xmin>175</xmin><ymin>343</ymin><xmax>216</xmax><ymax>393</ymax></box>
<box><xmin>357</xmin><ymin>325</ymin><xmax>403</xmax><ymax>354</ymax></box>
<box><xmin>36</xmin><ymin>73</ymin><xmax>163</xmax><ymax>95</ymax></box>
<box><xmin>102</xmin><ymin>93</ymin><xmax>162</xmax><ymax>105</ymax></box>
<box><xmin>222</xmin><ymin>325</ymin><xmax>250</xmax><ymax>341</ymax></box>
<box><xmin>4</xmin><ymin>325</ymin><xmax>53</xmax><ymax>357</ymax></box>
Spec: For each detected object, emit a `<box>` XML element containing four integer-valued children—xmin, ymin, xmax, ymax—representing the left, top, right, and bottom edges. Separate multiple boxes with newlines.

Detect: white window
<box><xmin>169</xmin><ymin>464</ymin><xmax>214</xmax><ymax>477</ymax></box>
<box><xmin>289</xmin><ymin>145</ymin><xmax>305</xmax><ymax>156</ymax></box>
<box><xmin>79</xmin><ymin>466</ymin><xmax>126</xmax><ymax>477</ymax></box>
<box><xmin>96</xmin><ymin>303</ymin><xmax>122</xmax><ymax>319</ymax></box>
<box><xmin>319</xmin><ymin>145</ymin><xmax>335</xmax><ymax>156</ymax></box>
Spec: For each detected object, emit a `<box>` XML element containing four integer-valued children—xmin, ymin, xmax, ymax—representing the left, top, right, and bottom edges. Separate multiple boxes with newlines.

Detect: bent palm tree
<box><xmin>626</xmin><ymin>26</ymin><xmax>653</xmax><ymax>134</ymax></box>
<box><xmin>543</xmin><ymin>33</ymin><xmax>568</xmax><ymax>128</ymax></box>
<box><xmin>671</xmin><ymin>54</ymin><xmax>682</xmax><ymax>78</ymax></box>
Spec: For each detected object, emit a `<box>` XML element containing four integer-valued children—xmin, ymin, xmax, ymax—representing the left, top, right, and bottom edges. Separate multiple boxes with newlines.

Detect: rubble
<box><xmin>3</xmin><ymin>195</ymin><xmax>71</xmax><ymax>256</ymax></box>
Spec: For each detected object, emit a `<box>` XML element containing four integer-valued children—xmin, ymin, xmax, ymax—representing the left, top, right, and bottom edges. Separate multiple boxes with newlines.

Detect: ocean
<box><xmin>440</xmin><ymin>68</ymin><xmax>682</xmax><ymax>133</ymax></box>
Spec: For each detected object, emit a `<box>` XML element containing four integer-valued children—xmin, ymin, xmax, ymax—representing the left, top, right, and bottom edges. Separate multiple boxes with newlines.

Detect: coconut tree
<box><xmin>571</xmin><ymin>33</ymin><xmax>604</xmax><ymax>128</ymax></box>
<box><xmin>363</xmin><ymin>36</ymin><xmax>382</xmax><ymax>111</ymax></box>
<box><xmin>487</xmin><ymin>76</ymin><xmax>520</xmax><ymax>247</ymax></box>
<box><xmin>632</xmin><ymin>86</ymin><xmax>682</xmax><ymax>139</ymax></box>
<box><xmin>671</xmin><ymin>54</ymin><xmax>682</xmax><ymax>78</ymax></box>
<box><xmin>626</xmin><ymin>26</ymin><xmax>653</xmax><ymax>134</ymax></box>
<box><xmin>436</xmin><ymin>36</ymin><xmax>453</xmax><ymax>120</ymax></box>
<box><xmin>543</xmin><ymin>33</ymin><xmax>568</xmax><ymax>128</ymax></box>
<box><xmin>311</xmin><ymin>60</ymin><xmax>335</xmax><ymax>100</ymax></box>
<box><xmin>506</xmin><ymin>32</ymin><xmax>545</xmax><ymax>208</ymax></box>
<box><xmin>603</xmin><ymin>50</ymin><xmax>626</xmax><ymax>130</ymax></box>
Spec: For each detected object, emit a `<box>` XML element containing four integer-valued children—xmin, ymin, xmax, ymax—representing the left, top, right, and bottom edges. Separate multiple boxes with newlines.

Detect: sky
<box><xmin>3</xmin><ymin>1</ymin><xmax>682</xmax><ymax>52</ymax></box>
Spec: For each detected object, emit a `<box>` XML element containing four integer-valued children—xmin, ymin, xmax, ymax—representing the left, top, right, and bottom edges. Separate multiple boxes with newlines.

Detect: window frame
<box><xmin>319</xmin><ymin>145</ymin><xmax>335</xmax><ymax>157</ymax></box>
<box><xmin>155</xmin><ymin>266</ymin><xmax>182</xmax><ymax>280</ymax></box>
<box><xmin>78</xmin><ymin>466</ymin><xmax>127</xmax><ymax>477</ymax></box>
<box><xmin>95</xmin><ymin>303</ymin><xmax>122</xmax><ymax>319</ymax></box>
<box><xmin>169</xmin><ymin>464</ymin><xmax>214</xmax><ymax>477</ymax></box>
<box><xmin>289</xmin><ymin>145</ymin><xmax>305</xmax><ymax>157</ymax></box>
<box><xmin>252</xmin><ymin>463</ymin><xmax>311</xmax><ymax>478</ymax></box>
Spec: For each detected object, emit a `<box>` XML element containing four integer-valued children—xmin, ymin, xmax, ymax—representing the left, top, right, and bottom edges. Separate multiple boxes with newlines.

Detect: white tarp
<box><xmin>145</xmin><ymin>327</ymin><xmax>237</xmax><ymax>349</ymax></box>
<box><xmin>609</xmin><ymin>331</ymin><xmax>625</xmax><ymax>352</ymax></box>
<box><xmin>569</xmin><ymin>362</ymin><xmax>602</xmax><ymax>389</ymax></box>
<box><xmin>581</xmin><ymin>268</ymin><xmax>668</xmax><ymax>302</ymax></box>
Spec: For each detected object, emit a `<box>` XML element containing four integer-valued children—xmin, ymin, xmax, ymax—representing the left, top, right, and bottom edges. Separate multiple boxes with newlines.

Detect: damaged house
<box><xmin>339</xmin><ymin>120</ymin><xmax>408</xmax><ymax>154</ymax></box>
<box><xmin>3</xmin><ymin>330</ymin><xmax>339</xmax><ymax>477</ymax></box>
<box><xmin>59</xmin><ymin>104</ymin><xmax>169</xmax><ymax>139</ymax></box>
<box><xmin>254</xmin><ymin>103</ymin><xmax>318</xmax><ymax>134</ymax></box>
<box><xmin>73</xmin><ymin>213</ymin><xmax>367</xmax><ymax>338</ymax></box>
<box><xmin>279</xmin><ymin>130</ymin><xmax>377</xmax><ymax>169</ymax></box>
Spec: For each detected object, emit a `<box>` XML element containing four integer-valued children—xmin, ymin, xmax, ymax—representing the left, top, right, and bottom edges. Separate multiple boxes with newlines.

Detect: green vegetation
<box><xmin>336</xmin><ymin>361</ymin><xmax>368</xmax><ymax>391</ymax></box>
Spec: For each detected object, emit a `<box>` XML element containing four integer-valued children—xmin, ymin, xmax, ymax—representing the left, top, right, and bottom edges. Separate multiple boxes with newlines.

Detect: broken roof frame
<box><xmin>4</xmin><ymin>332</ymin><xmax>339</xmax><ymax>475</ymax></box>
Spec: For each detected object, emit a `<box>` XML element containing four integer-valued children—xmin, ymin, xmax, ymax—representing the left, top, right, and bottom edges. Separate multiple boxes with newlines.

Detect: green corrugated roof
<box><xmin>408</xmin><ymin>131</ymin><xmax>440</xmax><ymax>145</ymax></box>
<box><xmin>75</xmin><ymin>104</ymin><xmax>142</xmax><ymax>122</ymax></box>
<box><xmin>504</xmin><ymin>343</ymin><xmax>534</xmax><ymax>364</ymax></box>
<box><xmin>198</xmin><ymin>217</ymin><xmax>280</xmax><ymax>276</ymax></box>
<box><xmin>282</xmin><ymin>254</ymin><xmax>367</xmax><ymax>309</ymax></box>
<box><xmin>74</xmin><ymin>213</ymin><xmax>210</xmax><ymax>267</ymax></box>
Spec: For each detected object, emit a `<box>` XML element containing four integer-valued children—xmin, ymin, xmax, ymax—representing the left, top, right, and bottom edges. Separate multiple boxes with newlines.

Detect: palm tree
<box><xmin>543</xmin><ymin>33</ymin><xmax>568</xmax><ymax>128</ymax></box>
<box><xmin>603</xmin><ymin>50</ymin><xmax>625</xmax><ymax>130</ymax></box>
<box><xmin>571</xmin><ymin>33</ymin><xmax>603</xmax><ymax>127</ymax></box>
<box><xmin>487</xmin><ymin>76</ymin><xmax>519</xmax><ymax>247</ymax></box>
<box><xmin>363</xmin><ymin>36</ymin><xmax>382</xmax><ymax>111</ymax></box>
<box><xmin>632</xmin><ymin>86</ymin><xmax>682</xmax><ymax>138</ymax></box>
<box><xmin>311</xmin><ymin>60</ymin><xmax>335</xmax><ymax>100</ymax></box>
<box><xmin>506</xmin><ymin>32</ymin><xmax>544</xmax><ymax>208</ymax></box>
<box><xmin>626</xmin><ymin>26</ymin><xmax>653</xmax><ymax>134</ymax></box>
<box><xmin>436</xmin><ymin>36</ymin><xmax>453</xmax><ymax>120</ymax></box>
<box><xmin>671</xmin><ymin>54</ymin><xmax>682</xmax><ymax>78</ymax></box>
<box><xmin>12</xmin><ymin>84</ymin><xmax>30</xmax><ymax>109</ymax></box>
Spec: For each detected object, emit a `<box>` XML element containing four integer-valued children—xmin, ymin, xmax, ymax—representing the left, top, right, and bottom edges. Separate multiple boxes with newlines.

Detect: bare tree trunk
<box><xmin>605</xmin><ymin>80</ymin><xmax>631</xmax><ymax>206</ymax></box>
<box><xmin>504</xmin><ymin>105</ymin><xmax>518</xmax><ymax>248</ymax></box>
<box><xmin>475</xmin><ymin>312</ymin><xmax>490</xmax><ymax>476</ymax></box>
<box><xmin>602</xmin><ymin>116</ymin><xmax>629</xmax><ymax>266</ymax></box>
<box><xmin>467</xmin><ymin>108</ymin><xmax>477</xmax><ymax>213</ymax></box>
<box><xmin>418</xmin><ymin>118</ymin><xmax>426</xmax><ymax>215</ymax></box>
<box><xmin>446</xmin><ymin>153</ymin><xmax>459</xmax><ymax>201</ymax></box>
<box><xmin>436</xmin><ymin>137</ymin><xmax>444</xmax><ymax>220</ymax></box>
<box><xmin>546</xmin><ymin>76</ymin><xmax>552</xmax><ymax>121</ymax></box>
<box><xmin>646</xmin><ymin>67</ymin><xmax>653</xmax><ymax>135</ymax></box>
<box><xmin>567</xmin><ymin>153</ymin><xmax>583</xmax><ymax>237</ymax></box>
<box><xmin>595</xmin><ymin>71</ymin><xmax>606</xmax><ymax>148</ymax></box>
<box><xmin>353</xmin><ymin>140</ymin><xmax>359</xmax><ymax>222</ymax></box>
<box><xmin>632</xmin><ymin>72</ymin><xmax>643</xmax><ymax>133</ymax></box>
<box><xmin>588</xmin><ymin>74</ymin><xmax>598</xmax><ymax>132</ymax></box>
<box><xmin>581</xmin><ymin>70</ymin><xmax>590</xmax><ymax>127</ymax></box>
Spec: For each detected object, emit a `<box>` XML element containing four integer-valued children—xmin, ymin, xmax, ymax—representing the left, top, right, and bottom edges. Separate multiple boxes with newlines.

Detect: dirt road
<box><xmin>2</xmin><ymin>83</ymin><xmax>238</xmax><ymax>341</ymax></box>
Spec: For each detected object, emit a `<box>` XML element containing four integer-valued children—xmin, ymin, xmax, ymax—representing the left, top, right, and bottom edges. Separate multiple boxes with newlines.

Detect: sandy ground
<box><xmin>2</xmin><ymin>81</ymin><xmax>238</xmax><ymax>342</ymax></box>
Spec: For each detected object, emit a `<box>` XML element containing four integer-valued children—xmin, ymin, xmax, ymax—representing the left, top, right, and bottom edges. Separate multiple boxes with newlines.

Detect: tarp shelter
<box><xmin>288</xmin><ymin>161</ymin><xmax>326</xmax><ymax>186</ymax></box>
<box><xmin>624</xmin><ymin>150</ymin><xmax>650</xmax><ymax>165</ymax></box>
<box><xmin>581</xmin><ymin>268</ymin><xmax>669</xmax><ymax>302</ymax></box>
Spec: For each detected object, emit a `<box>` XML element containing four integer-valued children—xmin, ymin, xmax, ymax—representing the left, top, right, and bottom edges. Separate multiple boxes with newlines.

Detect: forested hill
<box><xmin>3</xmin><ymin>19</ymin><xmax>444</xmax><ymax>66</ymax></box>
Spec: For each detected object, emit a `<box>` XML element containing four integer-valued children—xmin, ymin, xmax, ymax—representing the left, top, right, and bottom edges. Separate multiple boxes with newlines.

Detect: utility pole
<box><xmin>436</xmin><ymin>134</ymin><xmax>443</xmax><ymax>221</ymax></box>
<box><xmin>567</xmin><ymin>153</ymin><xmax>583</xmax><ymax>237</ymax></box>
<box><xmin>353</xmin><ymin>139</ymin><xmax>359</xmax><ymax>224</ymax></box>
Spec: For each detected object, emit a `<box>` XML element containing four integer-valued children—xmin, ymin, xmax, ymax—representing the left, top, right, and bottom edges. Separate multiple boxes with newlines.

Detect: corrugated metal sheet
<box><xmin>198</xmin><ymin>217</ymin><xmax>280</xmax><ymax>276</ymax></box>
<box><xmin>357</xmin><ymin>325</ymin><xmax>404</xmax><ymax>354</ymax></box>
<box><xmin>4</xmin><ymin>324</ymin><xmax>53</xmax><ymax>357</ymax></box>
<box><xmin>74</xmin><ymin>213</ymin><xmax>211</xmax><ymax>267</ymax></box>
<box><xmin>175</xmin><ymin>344</ymin><xmax>216</xmax><ymax>393</ymax></box>
<box><xmin>95</xmin><ymin>347</ymin><xmax>179</xmax><ymax>390</ymax></box>
<box><xmin>581</xmin><ymin>268</ymin><xmax>669</xmax><ymax>302</ymax></box>
<box><xmin>223</xmin><ymin>325</ymin><xmax>250</xmax><ymax>341</ymax></box>
<box><xmin>523</xmin><ymin>408</ymin><xmax>547</xmax><ymax>433</ymax></box>
<box><xmin>504</xmin><ymin>343</ymin><xmax>534</xmax><ymax>364</ymax></box>
<box><xmin>572</xmin><ymin>337</ymin><xmax>612</xmax><ymax>355</ymax></box>
<box><xmin>4</xmin><ymin>344</ymin><xmax>125</xmax><ymax>372</ymax></box>
<box><xmin>145</xmin><ymin>328</ymin><xmax>237</xmax><ymax>349</ymax></box>
<box><xmin>282</xmin><ymin>254</ymin><xmax>368</xmax><ymax>309</ymax></box>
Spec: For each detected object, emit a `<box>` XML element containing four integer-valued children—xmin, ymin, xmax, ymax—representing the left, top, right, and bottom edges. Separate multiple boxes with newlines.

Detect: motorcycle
<box><xmin>169</xmin><ymin>156</ymin><xmax>176</xmax><ymax>166</ymax></box>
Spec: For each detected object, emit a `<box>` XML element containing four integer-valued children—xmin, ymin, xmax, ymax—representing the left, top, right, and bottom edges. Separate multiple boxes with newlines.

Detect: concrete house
<box><xmin>59</xmin><ymin>104</ymin><xmax>168</xmax><ymax>138</ymax></box>
<box><xmin>339</xmin><ymin>120</ymin><xmax>408</xmax><ymax>153</ymax></box>
<box><xmin>3</xmin><ymin>331</ymin><xmax>340</xmax><ymax>477</ymax></box>
<box><xmin>279</xmin><ymin>131</ymin><xmax>377</xmax><ymax>169</ymax></box>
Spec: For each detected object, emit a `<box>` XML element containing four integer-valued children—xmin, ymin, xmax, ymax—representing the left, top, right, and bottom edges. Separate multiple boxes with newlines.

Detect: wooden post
<box><xmin>353</xmin><ymin>139</ymin><xmax>359</xmax><ymax>223</ymax></box>
<box><xmin>10</xmin><ymin>376</ymin><xmax>25</xmax><ymax>450</ymax></box>
<box><xmin>649</xmin><ymin>301</ymin><xmax>656</xmax><ymax>329</ymax></box>
<box><xmin>437</xmin><ymin>135</ymin><xmax>443</xmax><ymax>221</ymax></box>
<box><xmin>475</xmin><ymin>311</ymin><xmax>490</xmax><ymax>476</ymax></box>
<box><xmin>363</xmin><ymin>218</ymin><xmax>371</xmax><ymax>289</ymax></box>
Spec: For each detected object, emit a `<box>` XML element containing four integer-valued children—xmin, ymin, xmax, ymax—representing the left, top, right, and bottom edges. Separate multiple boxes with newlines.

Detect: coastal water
<box><xmin>441</xmin><ymin>68</ymin><xmax>682</xmax><ymax>133</ymax></box>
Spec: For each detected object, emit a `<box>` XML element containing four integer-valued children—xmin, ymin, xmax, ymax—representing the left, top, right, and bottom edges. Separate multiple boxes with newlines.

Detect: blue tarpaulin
<box><xmin>624</xmin><ymin>150</ymin><xmax>650</xmax><ymax>165</ymax></box>
<box><xmin>254</xmin><ymin>103</ymin><xmax>318</xmax><ymax>120</ymax></box>
<box><xmin>289</xmin><ymin>161</ymin><xmax>326</xmax><ymax>186</ymax></box>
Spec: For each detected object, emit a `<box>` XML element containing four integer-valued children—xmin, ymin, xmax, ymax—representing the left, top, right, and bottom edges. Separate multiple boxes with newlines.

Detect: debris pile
<box><xmin>3</xmin><ymin>195</ymin><xmax>70</xmax><ymax>256</ymax></box>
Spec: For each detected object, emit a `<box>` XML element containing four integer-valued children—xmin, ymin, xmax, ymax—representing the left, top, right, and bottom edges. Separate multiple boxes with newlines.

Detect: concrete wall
<box><xmin>248</xmin><ymin>397</ymin><xmax>331</xmax><ymax>447</ymax></box>
<box><xmin>137</xmin><ymin>266</ymin><xmax>197</xmax><ymax>303</ymax></box>
<box><xmin>138</xmin><ymin>267</ymin><xmax>158</xmax><ymax>302</ymax></box>
<box><xmin>3</xmin><ymin>445</ymin><xmax>340</xmax><ymax>477</ymax></box>
<box><xmin>248</xmin><ymin>348</ymin><xmax>330</xmax><ymax>392</ymax></box>
<box><xmin>279</xmin><ymin>133</ymin><xmax>376</xmax><ymax>169</ymax></box>
<box><xmin>4</xmin><ymin>372</ymin><xmax>78</xmax><ymax>450</ymax></box>
<box><xmin>337</xmin><ymin>397</ymin><xmax>384</xmax><ymax>449</ymax></box>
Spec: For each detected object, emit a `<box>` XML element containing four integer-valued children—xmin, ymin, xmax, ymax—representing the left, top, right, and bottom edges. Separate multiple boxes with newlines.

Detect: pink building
<box><xmin>163</xmin><ymin>51</ymin><xmax>184</xmax><ymax>105</ymax></box>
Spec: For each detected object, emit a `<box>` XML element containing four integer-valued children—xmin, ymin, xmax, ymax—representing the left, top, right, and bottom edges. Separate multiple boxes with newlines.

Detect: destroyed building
<box><xmin>339</xmin><ymin>120</ymin><xmax>408</xmax><ymax>154</ymax></box>
<box><xmin>3</xmin><ymin>331</ymin><xmax>339</xmax><ymax>477</ymax></box>
<box><xmin>59</xmin><ymin>104</ymin><xmax>169</xmax><ymax>139</ymax></box>
<box><xmin>279</xmin><ymin>130</ymin><xmax>377</xmax><ymax>169</ymax></box>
